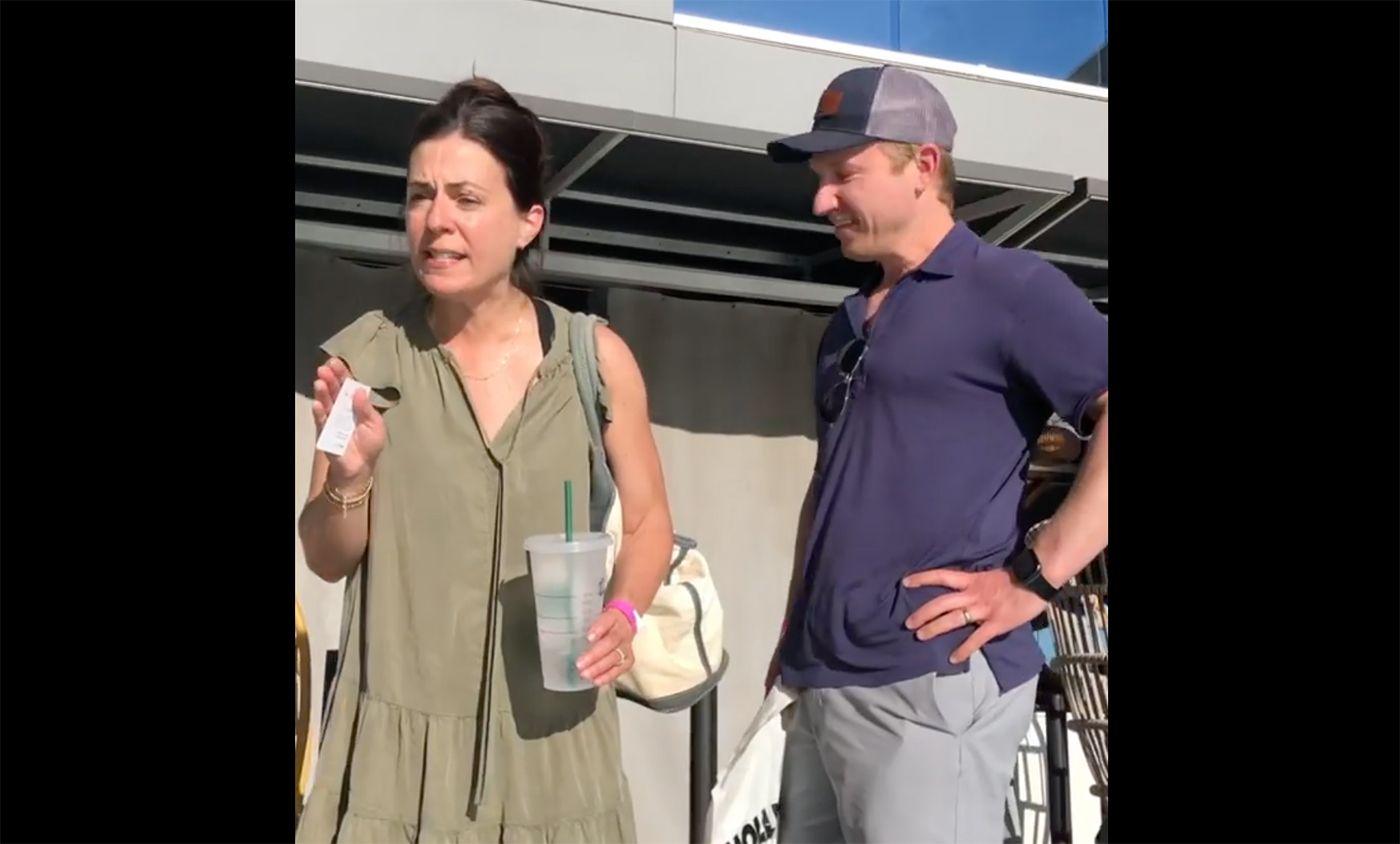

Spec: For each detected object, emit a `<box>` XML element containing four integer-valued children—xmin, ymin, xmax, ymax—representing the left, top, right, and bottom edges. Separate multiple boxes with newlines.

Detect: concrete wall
<box><xmin>294</xmin><ymin>0</ymin><xmax>676</xmax><ymax>116</ymax></box>
<box><xmin>672</xmin><ymin>30</ymin><xmax>1108</xmax><ymax>181</ymax></box>
<box><xmin>536</xmin><ymin>0</ymin><xmax>673</xmax><ymax>23</ymax></box>
<box><xmin>294</xmin><ymin>0</ymin><xmax>1107</xmax><ymax>180</ymax></box>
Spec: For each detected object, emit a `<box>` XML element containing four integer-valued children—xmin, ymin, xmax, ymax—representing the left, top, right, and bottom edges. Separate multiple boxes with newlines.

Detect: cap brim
<box><xmin>766</xmin><ymin>129</ymin><xmax>876</xmax><ymax>163</ymax></box>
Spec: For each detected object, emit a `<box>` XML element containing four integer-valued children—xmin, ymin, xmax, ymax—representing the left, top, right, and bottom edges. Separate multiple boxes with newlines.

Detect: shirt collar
<box><xmin>850</xmin><ymin>220</ymin><xmax>979</xmax><ymax>303</ymax></box>
<box><xmin>913</xmin><ymin>220</ymin><xmax>978</xmax><ymax>280</ymax></box>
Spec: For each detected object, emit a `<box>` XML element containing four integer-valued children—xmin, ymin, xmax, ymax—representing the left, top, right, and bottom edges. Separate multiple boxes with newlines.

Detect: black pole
<box><xmin>323</xmin><ymin>649</ymin><xmax>339</xmax><ymax>707</ymax></box>
<box><xmin>689</xmin><ymin>688</ymin><xmax>719</xmax><ymax>844</ymax></box>
<box><xmin>1045</xmin><ymin>686</ymin><xmax>1072</xmax><ymax>844</ymax></box>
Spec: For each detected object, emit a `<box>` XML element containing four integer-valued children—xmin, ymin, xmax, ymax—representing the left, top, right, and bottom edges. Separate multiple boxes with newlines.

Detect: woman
<box><xmin>296</xmin><ymin>77</ymin><xmax>674</xmax><ymax>843</ymax></box>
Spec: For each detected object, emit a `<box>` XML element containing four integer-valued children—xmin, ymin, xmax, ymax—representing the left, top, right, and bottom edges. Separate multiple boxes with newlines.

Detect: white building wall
<box><xmin>295</xmin><ymin>0</ymin><xmax>1107</xmax><ymax>179</ymax></box>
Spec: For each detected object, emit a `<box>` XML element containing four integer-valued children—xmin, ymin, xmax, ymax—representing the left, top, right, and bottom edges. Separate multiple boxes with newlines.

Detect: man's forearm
<box><xmin>1035</xmin><ymin>403</ymin><xmax>1108</xmax><ymax>587</ymax></box>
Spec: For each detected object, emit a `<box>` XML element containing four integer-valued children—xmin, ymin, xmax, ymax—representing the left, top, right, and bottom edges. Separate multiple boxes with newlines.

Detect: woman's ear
<box><xmin>518</xmin><ymin>203</ymin><xmax>546</xmax><ymax>249</ymax></box>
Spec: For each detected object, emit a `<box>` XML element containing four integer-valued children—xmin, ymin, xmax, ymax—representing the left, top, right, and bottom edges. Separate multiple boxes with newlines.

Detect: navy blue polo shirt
<box><xmin>779</xmin><ymin>222</ymin><xmax>1108</xmax><ymax>693</ymax></box>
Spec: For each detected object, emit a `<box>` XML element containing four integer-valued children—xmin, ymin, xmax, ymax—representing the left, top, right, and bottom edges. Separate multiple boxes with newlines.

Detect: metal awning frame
<box><xmin>296</xmin><ymin>59</ymin><xmax>1084</xmax><ymax>199</ymax></box>
<box><xmin>295</xmin><ymin>219</ymin><xmax>853</xmax><ymax>308</ymax></box>
<box><xmin>294</xmin><ymin>185</ymin><xmax>1105</xmax><ymax>274</ymax></box>
<box><xmin>295</xmin><ymin>60</ymin><xmax>1106</xmax><ymax>307</ymax></box>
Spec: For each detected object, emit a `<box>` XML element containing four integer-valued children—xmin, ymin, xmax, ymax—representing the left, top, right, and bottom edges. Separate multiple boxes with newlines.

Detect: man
<box><xmin>765</xmin><ymin>65</ymin><xmax>1108</xmax><ymax>843</ymax></box>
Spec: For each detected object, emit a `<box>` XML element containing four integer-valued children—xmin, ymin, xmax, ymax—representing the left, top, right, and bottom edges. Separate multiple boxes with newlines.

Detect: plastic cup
<box><xmin>525</xmin><ymin>531</ymin><xmax>613</xmax><ymax>692</ymax></box>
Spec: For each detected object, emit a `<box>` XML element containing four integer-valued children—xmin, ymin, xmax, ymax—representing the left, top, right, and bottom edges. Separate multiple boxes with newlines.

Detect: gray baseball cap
<box><xmin>767</xmin><ymin>65</ymin><xmax>957</xmax><ymax>163</ymax></box>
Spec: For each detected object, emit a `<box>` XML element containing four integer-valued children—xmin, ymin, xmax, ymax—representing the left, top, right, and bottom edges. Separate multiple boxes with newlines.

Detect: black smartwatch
<box><xmin>1009</xmin><ymin>546</ymin><xmax>1062</xmax><ymax>601</ymax></box>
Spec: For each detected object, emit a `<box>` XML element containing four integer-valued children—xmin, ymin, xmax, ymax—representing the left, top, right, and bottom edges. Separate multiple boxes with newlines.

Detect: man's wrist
<box><xmin>1021</xmin><ymin>526</ymin><xmax>1077</xmax><ymax>589</ymax></box>
<box><xmin>1008</xmin><ymin>547</ymin><xmax>1062</xmax><ymax>601</ymax></box>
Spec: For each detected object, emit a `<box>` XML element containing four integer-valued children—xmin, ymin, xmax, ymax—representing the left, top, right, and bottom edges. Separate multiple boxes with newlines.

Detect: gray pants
<box><xmin>779</xmin><ymin>653</ymin><xmax>1037</xmax><ymax>844</ymax></box>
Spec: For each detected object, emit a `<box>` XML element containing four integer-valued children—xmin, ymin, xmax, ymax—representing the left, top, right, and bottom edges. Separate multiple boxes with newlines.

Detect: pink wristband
<box><xmin>605</xmin><ymin>599</ymin><xmax>639</xmax><ymax>633</ymax></box>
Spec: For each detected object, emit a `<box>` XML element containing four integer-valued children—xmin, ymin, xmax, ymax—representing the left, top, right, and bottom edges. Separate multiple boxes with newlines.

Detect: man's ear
<box><xmin>916</xmin><ymin>144</ymin><xmax>941</xmax><ymax>192</ymax></box>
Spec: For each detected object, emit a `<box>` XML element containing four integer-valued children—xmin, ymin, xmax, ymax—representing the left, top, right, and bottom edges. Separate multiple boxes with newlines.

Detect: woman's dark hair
<box><xmin>409</xmin><ymin>77</ymin><xmax>551</xmax><ymax>293</ymax></box>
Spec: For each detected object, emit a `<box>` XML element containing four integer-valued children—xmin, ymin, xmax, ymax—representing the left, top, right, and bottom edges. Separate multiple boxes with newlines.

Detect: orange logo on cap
<box><xmin>816</xmin><ymin>88</ymin><xmax>844</xmax><ymax>119</ymax></box>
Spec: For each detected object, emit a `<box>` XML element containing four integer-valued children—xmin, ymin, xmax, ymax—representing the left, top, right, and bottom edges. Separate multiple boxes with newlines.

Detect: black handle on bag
<box><xmin>689</xmin><ymin>687</ymin><xmax>719</xmax><ymax>843</ymax></box>
<box><xmin>1038</xmin><ymin>669</ymin><xmax>1073</xmax><ymax>844</ymax></box>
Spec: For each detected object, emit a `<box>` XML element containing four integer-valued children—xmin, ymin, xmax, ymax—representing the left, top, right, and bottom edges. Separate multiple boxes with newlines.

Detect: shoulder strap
<box><xmin>569</xmin><ymin>311</ymin><xmax>617</xmax><ymax>533</ymax></box>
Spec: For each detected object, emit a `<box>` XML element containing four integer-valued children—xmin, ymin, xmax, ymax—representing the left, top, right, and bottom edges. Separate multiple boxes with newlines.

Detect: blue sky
<box><xmin>675</xmin><ymin>0</ymin><xmax>1108</xmax><ymax>81</ymax></box>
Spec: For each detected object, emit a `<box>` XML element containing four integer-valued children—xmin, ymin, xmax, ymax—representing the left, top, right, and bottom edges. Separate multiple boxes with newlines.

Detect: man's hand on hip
<box><xmin>902</xmin><ymin>568</ymin><xmax>1047</xmax><ymax>664</ymax></box>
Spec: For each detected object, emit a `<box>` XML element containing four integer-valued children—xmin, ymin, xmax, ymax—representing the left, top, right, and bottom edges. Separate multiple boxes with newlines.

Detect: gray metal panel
<box><xmin>983</xmin><ymin>191</ymin><xmax>1068</xmax><ymax>245</ymax></box>
<box><xmin>295</xmin><ymin>3</ymin><xmax>1105</xmax><ymax>183</ymax></box>
<box><xmin>559</xmin><ymin>189</ymin><xmax>832</xmax><ymax>233</ymax></box>
<box><xmin>295</xmin><ymin>219</ymin><xmax>1103</xmax><ymax>306</ymax></box>
<box><xmin>525</xmin><ymin>94</ymin><xmax>782</xmax><ymax>151</ymax></box>
<box><xmin>297</xmin><ymin>66</ymin><xmax>1079</xmax><ymax>197</ymax></box>
<box><xmin>296</xmin><ymin>61</ymin><xmax>782</xmax><ymax>153</ymax></box>
<box><xmin>533</xmin><ymin>0</ymin><xmax>673</xmax><ymax>23</ymax></box>
<box><xmin>296</xmin><ymin>69</ymin><xmax>1073</xmax><ymax>195</ymax></box>
<box><xmin>1018</xmin><ymin>190</ymin><xmax>1106</xmax><ymax>257</ymax></box>
<box><xmin>293</xmin><ymin>220</ymin><xmax>852</xmax><ymax>307</ymax></box>
<box><xmin>545</xmin><ymin>132</ymin><xmax>626</xmax><ymax>197</ymax></box>
<box><xmin>545</xmin><ymin>252</ymin><xmax>851</xmax><ymax>305</ymax></box>
<box><xmin>512</xmin><ymin>91</ymin><xmax>1071</xmax><ymax>195</ymax></box>
<box><xmin>295</xmin><ymin>0</ymin><xmax>675</xmax><ymax>115</ymax></box>
<box><xmin>295</xmin><ymin>61</ymin><xmax>442</xmax><ymax>105</ymax></box>
<box><xmin>549</xmin><ymin>224</ymin><xmax>806</xmax><ymax>267</ymax></box>
<box><xmin>295</xmin><ymin>220</ymin><xmax>407</xmax><ymax>260</ymax></box>
<box><xmin>953</xmin><ymin>161</ymin><xmax>1074</xmax><ymax>194</ymax></box>
<box><xmin>673</xmin><ymin>29</ymin><xmax>1108</xmax><ymax>181</ymax></box>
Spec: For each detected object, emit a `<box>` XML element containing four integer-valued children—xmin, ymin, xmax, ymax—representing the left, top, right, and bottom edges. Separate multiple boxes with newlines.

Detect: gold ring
<box><xmin>962</xmin><ymin>609</ymin><xmax>974</xmax><ymax>625</ymax></box>
<box><xmin>614</xmin><ymin>647</ymin><xmax>627</xmax><ymax>665</ymax></box>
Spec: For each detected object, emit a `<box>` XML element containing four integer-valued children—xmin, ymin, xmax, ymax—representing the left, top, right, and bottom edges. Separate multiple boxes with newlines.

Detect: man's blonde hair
<box><xmin>882</xmin><ymin>142</ymin><xmax>956</xmax><ymax>211</ymax></box>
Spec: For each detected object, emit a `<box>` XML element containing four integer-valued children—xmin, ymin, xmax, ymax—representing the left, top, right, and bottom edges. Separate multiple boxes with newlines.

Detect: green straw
<box><xmin>564</xmin><ymin>480</ymin><xmax>574</xmax><ymax>542</ymax></box>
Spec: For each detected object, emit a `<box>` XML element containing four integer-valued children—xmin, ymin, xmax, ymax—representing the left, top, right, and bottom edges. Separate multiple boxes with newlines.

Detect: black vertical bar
<box><xmin>323</xmin><ymin>649</ymin><xmax>339</xmax><ymax>707</ymax></box>
<box><xmin>689</xmin><ymin>688</ymin><xmax>718</xmax><ymax>844</ymax></box>
<box><xmin>587</xmin><ymin>285</ymin><xmax>609</xmax><ymax>319</ymax></box>
<box><xmin>1045</xmin><ymin>687</ymin><xmax>1072</xmax><ymax>844</ymax></box>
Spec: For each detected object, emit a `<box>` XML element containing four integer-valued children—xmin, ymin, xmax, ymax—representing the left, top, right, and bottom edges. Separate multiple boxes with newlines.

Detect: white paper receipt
<box><xmin>316</xmin><ymin>377</ymin><xmax>369</xmax><ymax>456</ymax></box>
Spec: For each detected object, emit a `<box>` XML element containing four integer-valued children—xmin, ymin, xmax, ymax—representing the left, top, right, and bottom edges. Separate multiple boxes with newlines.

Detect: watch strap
<box><xmin>1011</xmin><ymin>547</ymin><xmax>1061</xmax><ymax>601</ymax></box>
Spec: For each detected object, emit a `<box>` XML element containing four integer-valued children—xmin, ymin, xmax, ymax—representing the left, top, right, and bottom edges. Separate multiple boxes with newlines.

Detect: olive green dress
<box><xmin>297</xmin><ymin>296</ymin><xmax>635</xmax><ymax>843</ymax></box>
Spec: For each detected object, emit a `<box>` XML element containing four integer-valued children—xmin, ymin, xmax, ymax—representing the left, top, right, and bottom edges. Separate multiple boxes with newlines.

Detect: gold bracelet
<box><xmin>324</xmin><ymin>476</ymin><xmax>373</xmax><ymax>516</ymax></box>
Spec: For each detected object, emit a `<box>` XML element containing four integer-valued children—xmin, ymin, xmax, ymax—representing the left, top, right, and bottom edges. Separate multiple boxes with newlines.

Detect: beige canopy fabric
<box><xmin>606</xmin><ymin>288</ymin><xmax>827</xmax><ymax>843</ymax></box>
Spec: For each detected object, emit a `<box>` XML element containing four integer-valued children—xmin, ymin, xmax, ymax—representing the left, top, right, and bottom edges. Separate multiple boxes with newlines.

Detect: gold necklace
<box><xmin>459</xmin><ymin>305</ymin><xmax>527</xmax><ymax>381</ymax></box>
